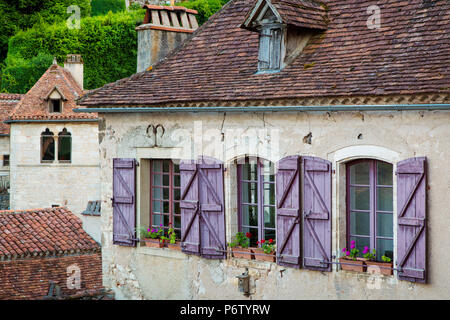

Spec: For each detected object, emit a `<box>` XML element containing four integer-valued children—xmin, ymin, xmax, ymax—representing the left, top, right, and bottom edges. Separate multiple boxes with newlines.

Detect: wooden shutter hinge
<box><xmin>135</xmin><ymin>160</ymin><xmax>140</xmax><ymax>167</ymax></box>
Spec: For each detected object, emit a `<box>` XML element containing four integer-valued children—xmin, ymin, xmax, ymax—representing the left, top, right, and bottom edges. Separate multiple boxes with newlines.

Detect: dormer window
<box><xmin>49</xmin><ymin>99</ymin><xmax>62</xmax><ymax>113</ymax></box>
<box><xmin>242</xmin><ymin>0</ymin><xmax>328</xmax><ymax>73</ymax></box>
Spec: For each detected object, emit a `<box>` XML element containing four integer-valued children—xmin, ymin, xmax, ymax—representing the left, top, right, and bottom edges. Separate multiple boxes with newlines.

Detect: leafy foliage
<box><xmin>228</xmin><ymin>232</ymin><xmax>250</xmax><ymax>248</ymax></box>
<box><xmin>91</xmin><ymin>0</ymin><xmax>126</xmax><ymax>16</ymax></box>
<box><xmin>177</xmin><ymin>0</ymin><xmax>230</xmax><ymax>25</ymax></box>
<box><xmin>0</xmin><ymin>0</ymin><xmax>91</xmax><ymax>63</ymax></box>
<box><xmin>2</xmin><ymin>9</ymin><xmax>145</xmax><ymax>93</ymax></box>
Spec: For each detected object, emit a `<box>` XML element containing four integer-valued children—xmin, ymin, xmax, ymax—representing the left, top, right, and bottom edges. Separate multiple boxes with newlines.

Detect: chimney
<box><xmin>135</xmin><ymin>5</ymin><xmax>199</xmax><ymax>72</ymax></box>
<box><xmin>64</xmin><ymin>54</ymin><xmax>84</xmax><ymax>90</ymax></box>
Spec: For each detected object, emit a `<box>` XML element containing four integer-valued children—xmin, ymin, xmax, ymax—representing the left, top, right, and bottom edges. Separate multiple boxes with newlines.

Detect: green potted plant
<box><xmin>142</xmin><ymin>224</ymin><xmax>165</xmax><ymax>248</ymax></box>
<box><xmin>364</xmin><ymin>247</ymin><xmax>393</xmax><ymax>276</ymax></box>
<box><xmin>339</xmin><ymin>240</ymin><xmax>366</xmax><ymax>272</ymax></box>
<box><xmin>253</xmin><ymin>239</ymin><xmax>276</xmax><ymax>262</ymax></box>
<box><xmin>167</xmin><ymin>227</ymin><xmax>181</xmax><ymax>251</ymax></box>
<box><xmin>229</xmin><ymin>232</ymin><xmax>253</xmax><ymax>259</ymax></box>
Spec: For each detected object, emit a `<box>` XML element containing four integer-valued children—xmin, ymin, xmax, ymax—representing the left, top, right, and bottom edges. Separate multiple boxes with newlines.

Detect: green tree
<box><xmin>91</xmin><ymin>0</ymin><xmax>126</xmax><ymax>16</ymax></box>
<box><xmin>177</xmin><ymin>0</ymin><xmax>230</xmax><ymax>25</ymax></box>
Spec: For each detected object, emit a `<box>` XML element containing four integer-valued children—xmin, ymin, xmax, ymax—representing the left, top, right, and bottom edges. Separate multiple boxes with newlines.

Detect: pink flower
<box><xmin>346</xmin><ymin>251</ymin><xmax>350</xmax><ymax>256</ymax></box>
<box><xmin>350</xmin><ymin>244</ymin><xmax>355</xmax><ymax>249</ymax></box>
<box><xmin>351</xmin><ymin>240</ymin><xmax>356</xmax><ymax>245</ymax></box>
<box><xmin>342</xmin><ymin>248</ymin><xmax>347</xmax><ymax>253</ymax></box>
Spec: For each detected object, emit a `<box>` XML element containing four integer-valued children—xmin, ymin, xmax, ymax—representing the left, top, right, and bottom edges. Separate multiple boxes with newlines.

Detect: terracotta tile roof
<box><xmin>270</xmin><ymin>0</ymin><xmax>328</xmax><ymax>30</ymax></box>
<box><xmin>0</xmin><ymin>207</ymin><xmax>100</xmax><ymax>261</ymax></box>
<box><xmin>0</xmin><ymin>94</ymin><xmax>23</xmax><ymax>134</ymax></box>
<box><xmin>8</xmin><ymin>63</ymin><xmax>97</xmax><ymax>121</ymax></box>
<box><xmin>78</xmin><ymin>0</ymin><xmax>450</xmax><ymax>108</ymax></box>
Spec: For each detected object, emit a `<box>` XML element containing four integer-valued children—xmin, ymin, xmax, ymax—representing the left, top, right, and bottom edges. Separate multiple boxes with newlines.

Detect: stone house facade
<box><xmin>6</xmin><ymin>55</ymin><xmax>102</xmax><ymax>242</ymax></box>
<box><xmin>0</xmin><ymin>207</ymin><xmax>103</xmax><ymax>300</ymax></box>
<box><xmin>76</xmin><ymin>0</ymin><xmax>450</xmax><ymax>299</ymax></box>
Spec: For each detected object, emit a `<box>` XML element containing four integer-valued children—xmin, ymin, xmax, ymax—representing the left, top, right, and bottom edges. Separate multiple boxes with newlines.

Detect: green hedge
<box><xmin>91</xmin><ymin>0</ymin><xmax>126</xmax><ymax>16</ymax></box>
<box><xmin>2</xmin><ymin>9</ymin><xmax>145</xmax><ymax>93</ymax></box>
<box><xmin>177</xmin><ymin>0</ymin><xmax>230</xmax><ymax>25</ymax></box>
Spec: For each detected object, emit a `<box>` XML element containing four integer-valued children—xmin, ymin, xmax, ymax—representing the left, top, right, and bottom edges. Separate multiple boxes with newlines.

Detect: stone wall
<box><xmin>98</xmin><ymin>109</ymin><xmax>450</xmax><ymax>299</ymax></box>
<box><xmin>9</xmin><ymin>122</ymin><xmax>101</xmax><ymax>242</ymax></box>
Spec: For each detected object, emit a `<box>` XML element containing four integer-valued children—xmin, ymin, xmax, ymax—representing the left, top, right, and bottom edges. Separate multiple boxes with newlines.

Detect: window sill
<box><xmin>137</xmin><ymin>244</ymin><xmax>188</xmax><ymax>260</ymax></box>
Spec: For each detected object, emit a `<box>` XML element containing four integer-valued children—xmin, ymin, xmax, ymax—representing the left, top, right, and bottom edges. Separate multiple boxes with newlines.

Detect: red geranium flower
<box><xmin>269</xmin><ymin>239</ymin><xmax>273</xmax><ymax>244</ymax></box>
<box><xmin>245</xmin><ymin>232</ymin><xmax>252</xmax><ymax>238</ymax></box>
<box><xmin>260</xmin><ymin>239</ymin><xmax>266</xmax><ymax>244</ymax></box>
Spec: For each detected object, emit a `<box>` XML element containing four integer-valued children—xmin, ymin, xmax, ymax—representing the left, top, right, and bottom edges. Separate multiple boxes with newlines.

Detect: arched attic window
<box><xmin>58</xmin><ymin>128</ymin><xmax>72</xmax><ymax>162</ymax></box>
<box><xmin>41</xmin><ymin>128</ymin><xmax>55</xmax><ymax>162</ymax></box>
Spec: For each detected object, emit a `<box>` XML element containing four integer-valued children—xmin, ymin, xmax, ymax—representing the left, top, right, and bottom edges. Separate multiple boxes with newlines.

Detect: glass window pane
<box><xmin>41</xmin><ymin>136</ymin><xmax>55</xmax><ymax>161</ymax></box>
<box><xmin>350</xmin><ymin>211</ymin><xmax>370</xmax><ymax>236</ymax></box>
<box><xmin>163</xmin><ymin>201</ymin><xmax>169</xmax><ymax>213</ymax></box>
<box><xmin>174</xmin><ymin>202</ymin><xmax>180</xmax><ymax>214</ymax></box>
<box><xmin>174</xmin><ymin>215</ymin><xmax>181</xmax><ymax>229</ymax></box>
<box><xmin>376</xmin><ymin>238</ymin><xmax>394</xmax><ymax>261</ymax></box>
<box><xmin>152</xmin><ymin>188</ymin><xmax>161</xmax><ymax>200</ymax></box>
<box><xmin>152</xmin><ymin>201</ymin><xmax>161</xmax><ymax>213</ymax></box>
<box><xmin>163</xmin><ymin>188</ymin><xmax>169</xmax><ymax>200</ymax></box>
<box><xmin>264</xmin><ymin>206</ymin><xmax>276</xmax><ymax>228</ymax></box>
<box><xmin>175</xmin><ymin>229</ymin><xmax>181</xmax><ymax>239</ymax></box>
<box><xmin>153</xmin><ymin>160</ymin><xmax>162</xmax><ymax>172</ymax></box>
<box><xmin>377</xmin><ymin>162</ymin><xmax>393</xmax><ymax>186</ymax></box>
<box><xmin>242</xmin><ymin>160</ymin><xmax>257</xmax><ymax>181</ymax></box>
<box><xmin>350</xmin><ymin>186</ymin><xmax>370</xmax><ymax>210</ymax></box>
<box><xmin>174</xmin><ymin>163</ymin><xmax>180</xmax><ymax>173</ymax></box>
<box><xmin>241</xmin><ymin>227</ymin><xmax>258</xmax><ymax>247</ymax></box>
<box><xmin>153</xmin><ymin>174</ymin><xmax>162</xmax><ymax>186</ymax></box>
<box><xmin>263</xmin><ymin>183</ymin><xmax>275</xmax><ymax>205</ymax></box>
<box><xmin>242</xmin><ymin>182</ymin><xmax>258</xmax><ymax>204</ymax></box>
<box><xmin>174</xmin><ymin>175</ymin><xmax>180</xmax><ymax>187</ymax></box>
<box><xmin>242</xmin><ymin>205</ymin><xmax>258</xmax><ymax>227</ymax></box>
<box><xmin>377</xmin><ymin>213</ymin><xmax>393</xmax><ymax>237</ymax></box>
<box><xmin>349</xmin><ymin>236</ymin><xmax>370</xmax><ymax>254</ymax></box>
<box><xmin>163</xmin><ymin>174</ymin><xmax>169</xmax><ymax>186</ymax></box>
<box><xmin>58</xmin><ymin>136</ymin><xmax>71</xmax><ymax>161</ymax></box>
<box><xmin>163</xmin><ymin>214</ymin><xmax>170</xmax><ymax>227</ymax></box>
<box><xmin>377</xmin><ymin>187</ymin><xmax>393</xmax><ymax>211</ymax></box>
<box><xmin>262</xmin><ymin>160</ymin><xmax>274</xmax><ymax>182</ymax></box>
<box><xmin>264</xmin><ymin>229</ymin><xmax>276</xmax><ymax>242</ymax></box>
<box><xmin>152</xmin><ymin>214</ymin><xmax>162</xmax><ymax>226</ymax></box>
<box><xmin>350</xmin><ymin>162</ymin><xmax>370</xmax><ymax>185</ymax></box>
<box><xmin>163</xmin><ymin>160</ymin><xmax>170</xmax><ymax>172</ymax></box>
<box><xmin>174</xmin><ymin>188</ymin><xmax>180</xmax><ymax>201</ymax></box>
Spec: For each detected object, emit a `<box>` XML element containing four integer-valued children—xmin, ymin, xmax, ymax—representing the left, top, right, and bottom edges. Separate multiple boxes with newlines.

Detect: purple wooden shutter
<box><xmin>180</xmin><ymin>156</ymin><xmax>226</xmax><ymax>259</ymax></box>
<box><xmin>302</xmin><ymin>156</ymin><xmax>332</xmax><ymax>271</ymax></box>
<box><xmin>276</xmin><ymin>156</ymin><xmax>301</xmax><ymax>268</ymax></box>
<box><xmin>397</xmin><ymin>157</ymin><xmax>427</xmax><ymax>283</ymax></box>
<box><xmin>198</xmin><ymin>156</ymin><xmax>226</xmax><ymax>259</ymax></box>
<box><xmin>112</xmin><ymin>158</ymin><xmax>137</xmax><ymax>247</ymax></box>
<box><xmin>180</xmin><ymin>159</ymin><xmax>201</xmax><ymax>255</ymax></box>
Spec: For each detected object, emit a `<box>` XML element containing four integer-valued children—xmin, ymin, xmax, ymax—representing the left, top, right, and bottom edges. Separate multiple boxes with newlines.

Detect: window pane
<box><xmin>174</xmin><ymin>163</ymin><xmax>180</xmax><ymax>173</ymax></box>
<box><xmin>41</xmin><ymin>136</ymin><xmax>55</xmax><ymax>161</ymax></box>
<box><xmin>163</xmin><ymin>188</ymin><xmax>169</xmax><ymax>200</ymax></box>
<box><xmin>152</xmin><ymin>201</ymin><xmax>161</xmax><ymax>213</ymax></box>
<box><xmin>350</xmin><ymin>186</ymin><xmax>370</xmax><ymax>210</ymax></box>
<box><xmin>264</xmin><ymin>229</ymin><xmax>276</xmax><ymax>242</ymax></box>
<box><xmin>350</xmin><ymin>236</ymin><xmax>370</xmax><ymax>254</ymax></box>
<box><xmin>152</xmin><ymin>188</ymin><xmax>161</xmax><ymax>200</ymax></box>
<box><xmin>350</xmin><ymin>162</ymin><xmax>370</xmax><ymax>185</ymax></box>
<box><xmin>376</xmin><ymin>238</ymin><xmax>394</xmax><ymax>261</ymax></box>
<box><xmin>163</xmin><ymin>160</ymin><xmax>170</xmax><ymax>172</ymax></box>
<box><xmin>58</xmin><ymin>136</ymin><xmax>71</xmax><ymax>161</ymax></box>
<box><xmin>242</xmin><ymin>160</ymin><xmax>257</xmax><ymax>181</ymax></box>
<box><xmin>377</xmin><ymin>213</ymin><xmax>393</xmax><ymax>237</ymax></box>
<box><xmin>153</xmin><ymin>174</ymin><xmax>162</xmax><ymax>186</ymax></box>
<box><xmin>174</xmin><ymin>175</ymin><xmax>180</xmax><ymax>187</ymax></box>
<box><xmin>174</xmin><ymin>188</ymin><xmax>180</xmax><ymax>201</ymax></box>
<box><xmin>163</xmin><ymin>201</ymin><xmax>169</xmax><ymax>213</ymax></box>
<box><xmin>153</xmin><ymin>160</ymin><xmax>162</xmax><ymax>172</ymax></box>
<box><xmin>163</xmin><ymin>214</ymin><xmax>170</xmax><ymax>227</ymax></box>
<box><xmin>163</xmin><ymin>174</ymin><xmax>169</xmax><ymax>186</ymax></box>
<box><xmin>350</xmin><ymin>211</ymin><xmax>370</xmax><ymax>236</ymax></box>
<box><xmin>264</xmin><ymin>206</ymin><xmax>275</xmax><ymax>228</ymax></box>
<box><xmin>174</xmin><ymin>202</ymin><xmax>180</xmax><ymax>214</ymax></box>
<box><xmin>377</xmin><ymin>162</ymin><xmax>393</xmax><ymax>186</ymax></box>
<box><xmin>242</xmin><ymin>205</ymin><xmax>258</xmax><ymax>227</ymax></box>
<box><xmin>174</xmin><ymin>215</ymin><xmax>181</xmax><ymax>229</ymax></box>
<box><xmin>263</xmin><ymin>183</ymin><xmax>275</xmax><ymax>205</ymax></box>
<box><xmin>241</xmin><ymin>227</ymin><xmax>258</xmax><ymax>247</ymax></box>
<box><xmin>242</xmin><ymin>182</ymin><xmax>258</xmax><ymax>204</ymax></box>
<box><xmin>377</xmin><ymin>187</ymin><xmax>393</xmax><ymax>211</ymax></box>
<box><xmin>153</xmin><ymin>214</ymin><xmax>162</xmax><ymax>226</ymax></box>
<box><xmin>262</xmin><ymin>160</ymin><xmax>274</xmax><ymax>182</ymax></box>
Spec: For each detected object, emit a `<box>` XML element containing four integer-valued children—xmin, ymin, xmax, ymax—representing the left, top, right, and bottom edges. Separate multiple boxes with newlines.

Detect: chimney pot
<box><xmin>64</xmin><ymin>54</ymin><xmax>84</xmax><ymax>90</ymax></box>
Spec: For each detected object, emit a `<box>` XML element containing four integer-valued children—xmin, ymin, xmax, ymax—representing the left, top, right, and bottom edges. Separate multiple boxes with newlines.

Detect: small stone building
<box><xmin>6</xmin><ymin>55</ymin><xmax>101</xmax><ymax>242</ymax></box>
<box><xmin>77</xmin><ymin>0</ymin><xmax>449</xmax><ymax>299</ymax></box>
<box><xmin>0</xmin><ymin>207</ymin><xmax>103</xmax><ymax>300</ymax></box>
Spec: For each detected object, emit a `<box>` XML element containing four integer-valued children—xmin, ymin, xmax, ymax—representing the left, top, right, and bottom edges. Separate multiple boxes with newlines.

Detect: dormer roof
<box><xmin>242</xmin><ymin>0</ymin><xmax>328</xmax><ymax>31</ymax></box>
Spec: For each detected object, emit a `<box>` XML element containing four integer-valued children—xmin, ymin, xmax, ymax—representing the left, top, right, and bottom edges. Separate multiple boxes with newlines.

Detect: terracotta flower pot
<box><xmin>365</xmin><ymin>260</ymin><xmax>393</xmax><ymax>276</ymax></box>
<box><xmin>339</xmin><ymin>257</ymin><xmax>366</xmax><ymax>272</ymax></box>
<box><xmin>252</xmin><ymin>248</ymin><xmax>276</xmax><ymax>262</ymax></box>
<box><xmin>167</xmin><ymin>241</ymin><xmax>181</xmax><ymax>251</ymax></box>
<box><xmin>231</xmin><ymin>247</ymin><xmax>254</xmax><ymax>260</ymax></box>
<box><xmin>143</xmin><ymin>238</ymin><xmax>165</xmax><ymax>248</ymax></box>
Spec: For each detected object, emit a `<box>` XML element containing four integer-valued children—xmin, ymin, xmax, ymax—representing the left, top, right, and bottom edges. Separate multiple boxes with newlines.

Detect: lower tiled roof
<box><xmin>0</xmin><ymin>207</ymin><xmax>100</xmax><ymax>261</ymax></box>
<box><xmin>0</xmin><ymin>94</ymin><xmax>23</xmax><ymax>135</ymax></box>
